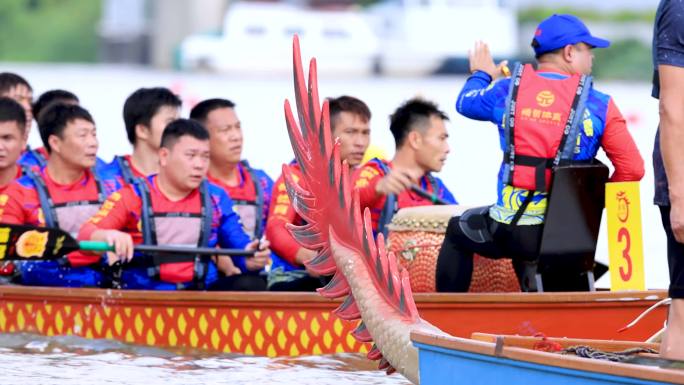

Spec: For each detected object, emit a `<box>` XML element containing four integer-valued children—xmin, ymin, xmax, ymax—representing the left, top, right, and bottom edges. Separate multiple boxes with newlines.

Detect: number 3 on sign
<box><xmin>617</xmin><ymin>227</ymin><xmax>632</xmax><ymax>281</ymax></box>
<box><xmin>606</xmin><ymin>182</ymin><xmax>645</xmax><ymax>291</ymax></box>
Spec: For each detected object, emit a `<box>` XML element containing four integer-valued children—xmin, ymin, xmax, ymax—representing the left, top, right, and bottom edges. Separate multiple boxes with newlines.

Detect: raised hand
<box><xmin>469</xmin><ymin>41</ymin><xmax>509</xmax><ymax>80</ymax></box>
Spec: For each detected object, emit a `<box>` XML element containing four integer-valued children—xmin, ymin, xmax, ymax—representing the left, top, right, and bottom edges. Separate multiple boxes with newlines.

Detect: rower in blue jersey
<box><xmin>98</xmin><ymin>87</ymin><xmax>181</xmax><ymax>186</ymax></box>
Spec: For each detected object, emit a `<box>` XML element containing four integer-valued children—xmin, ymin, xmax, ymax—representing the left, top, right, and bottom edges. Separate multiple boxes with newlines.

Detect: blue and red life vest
<box><xmin>134</xmin><ymin>178</ymin><xmax>212</xmax><ymax>289</ymax></box>
<box><xmin>502</xmin><ymin>64</ymin><xmax>591</xmax><ymax>221</ymax></box>
<box><xmin>227</xmin><ymin>160</ymin><xmax>265</xmax><ymax>239</ymax></box>
<box><xmin>27</xmin><ymin>168</ymin><xmax>107</xmax><ymax>267</ymax></box>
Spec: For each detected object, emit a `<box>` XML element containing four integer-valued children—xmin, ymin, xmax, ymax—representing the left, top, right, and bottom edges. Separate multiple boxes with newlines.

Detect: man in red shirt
<box><xmin>1</xmin><ymin>104</ymin><xmax>114</xmax><ymax>287</ymax></box>
<box><xmin>17</xmin><ymin>89</ymin><xmax>107</xmax><ymax>170</ymax></box>
<box><xmin>0</xmin><ymin>73</ymin><xmax>32</xmax><ymax>134</ymax></box>
<box><xmin>190</xmin><ymin>98</ymin><xmax>274</xmax><ymax>241</ymax></box>
<box><xmin>79</xmin><ymin>119</ymin><xmax>271</xmax><ymax>290</ymax></box>
<box><xmin>353</xmin><ymin>98</ymin><xmax>457</xmax><ymax>237</ymax></box>
<box><xmin>0</xmin><ymin>98</ymin><xmax>30</xmax><ymax>281</ymax></box>
<box><xmin>0</xmin><ymin>98</ymin><xmax>28</xmax><ymax>192</ymax></box>
<box><xmin>266</xmin><ymin>95</ymin><xmax>371</xmax><ymax>291</ymax></box>
<box><xmin>100</xmin><ymin>88</ymin><xmax>181</xmax><ymax>185</ymax></box>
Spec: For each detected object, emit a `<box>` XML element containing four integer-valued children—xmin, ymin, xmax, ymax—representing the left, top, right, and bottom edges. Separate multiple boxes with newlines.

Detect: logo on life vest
<box><xmin>536</xmin><ymin>90</ymin><xmax>555</xmax><ymax>107</ymax></box>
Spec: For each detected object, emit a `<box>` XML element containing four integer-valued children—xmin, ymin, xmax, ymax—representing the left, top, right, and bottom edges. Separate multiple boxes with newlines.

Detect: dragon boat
<box><xmin>0</xmin><ymin>286</ymin><xmax>666</xmax><ymax>357</ymax></box>
<box><xmin>0</xmin><ymin>35</ymin><xmax>678</xmax><ymax>384</ymax></box>
<box><xmin>277</xmin><ymin>35</ymin><xmax>683</xmax><ymax>384</ymax></box>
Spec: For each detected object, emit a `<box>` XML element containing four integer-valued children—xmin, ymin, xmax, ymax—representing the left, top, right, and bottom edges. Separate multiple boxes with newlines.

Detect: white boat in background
<box><xmin>179</xmin><ymin>0</ymin><xmax>517</xmax><ymax>76</ymax></box>
<box><xmin>366</xmin><ymin>0</ymin><xmax>518</xmax><ymax>75</ymax></box>
<box><xmin>178</xmin><ymin>2</ymin><xmax>379</xmax><ymax>75</ymax></box>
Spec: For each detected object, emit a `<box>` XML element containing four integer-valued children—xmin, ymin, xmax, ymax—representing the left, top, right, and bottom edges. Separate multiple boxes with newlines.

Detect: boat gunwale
<box><xmin>0</xmin><ymin>286</ymin><xmax>668</xmax><ymax>306</ymax></box>
<box><xmin>412</xmin><ymin>330</ymin><xmax>684</xmax><ymax>384</ymax></box>
<box><xmin>470</xmin><ymin>332</ymin><xmax>661</xmax><ymax>352</ymax></box>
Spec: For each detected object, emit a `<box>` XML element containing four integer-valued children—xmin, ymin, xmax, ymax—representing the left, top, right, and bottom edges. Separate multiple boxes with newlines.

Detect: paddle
<box><xmin>409</xmin><ymin>184</ymin><xmax>449</xmax><ymax>205</ymax></box>
<box><xmin>0</xmin><ymin>223</ymin><xmax>256</xmax><ymax>260</ymax></box>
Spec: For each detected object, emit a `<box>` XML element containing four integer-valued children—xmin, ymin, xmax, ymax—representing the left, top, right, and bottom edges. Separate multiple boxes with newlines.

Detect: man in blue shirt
<box><xmin>436</xmin><ymin>14</ymin><xmax>643</xmax><ymax>292</ymax></box>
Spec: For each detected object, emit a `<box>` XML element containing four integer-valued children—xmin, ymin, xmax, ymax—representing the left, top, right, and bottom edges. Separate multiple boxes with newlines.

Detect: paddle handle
<box><xmin>409</xmin><ymin>185</ymin><xmax>449</xmax><ymax>205</ymax></box>
<box><xmin>135</xmin><ymin>244</ymin><xmax>256</xmax><ymax>256</ymax></box>
<box><xmin>78</xmin><ymin>241</ymin><xmax>113</xmax><ymax>252</ymax></box>
<box><xmin>77</xmin><ymin>241</ymin><xmax>256</xmax><ymax>256</ymax></box>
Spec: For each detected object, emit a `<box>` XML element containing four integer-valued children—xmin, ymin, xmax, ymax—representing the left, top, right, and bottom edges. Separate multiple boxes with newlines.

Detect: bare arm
<box><xmin>659</xmin><ymin>64</ymin><xmax>684</xmax><ymax>241</ymax></box>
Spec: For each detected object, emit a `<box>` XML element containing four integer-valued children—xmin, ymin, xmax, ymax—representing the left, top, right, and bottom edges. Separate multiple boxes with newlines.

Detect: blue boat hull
<box><xmin>415</xmin><ymin>341</ymin><xmax>677</xmax><ymax>385</ymax></box>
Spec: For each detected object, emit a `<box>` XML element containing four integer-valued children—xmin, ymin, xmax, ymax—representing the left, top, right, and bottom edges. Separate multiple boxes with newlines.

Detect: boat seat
<box><xmin>521</xmin><ymin>162</ymin><xmax>609</xmax><ymax>292</ymax></box>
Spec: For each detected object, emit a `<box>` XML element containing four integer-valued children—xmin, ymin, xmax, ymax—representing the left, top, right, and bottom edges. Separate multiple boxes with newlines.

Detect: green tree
<box><xmin>0</xmin><ymin>0</ymin><xmax>101</xmax><ymax>62</ymax></box>
<box><xmin>593</xmin><ymin>39</ymin><xmax>653</xmax><ymax>81</ymax></box>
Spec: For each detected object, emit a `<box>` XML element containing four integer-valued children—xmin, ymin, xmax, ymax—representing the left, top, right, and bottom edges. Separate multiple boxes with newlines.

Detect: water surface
<box><xmin>0</xmin><ymin>333</ymin><xmax>411</xmax><ymax>385</ymax></box>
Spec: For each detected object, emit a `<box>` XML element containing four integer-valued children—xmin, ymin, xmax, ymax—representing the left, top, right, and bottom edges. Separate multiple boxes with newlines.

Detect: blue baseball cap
<box><xmin>532</xmin><ymin>14</ymin><xmax>610</xmax><ymax>56</ymax></box>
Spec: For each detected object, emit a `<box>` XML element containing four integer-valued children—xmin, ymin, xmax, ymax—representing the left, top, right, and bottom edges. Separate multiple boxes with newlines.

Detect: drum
<box><xmin>387</xmin><ymin>205</ymin><xmax>520</xmax><ymax>293</ymax></box>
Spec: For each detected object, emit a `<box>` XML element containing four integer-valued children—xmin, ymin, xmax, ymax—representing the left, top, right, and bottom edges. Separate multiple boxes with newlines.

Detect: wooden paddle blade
<box><xmin>0</xmin><ymin>223</ymin><xmax>80</xmax><ymax>260</ymax></box>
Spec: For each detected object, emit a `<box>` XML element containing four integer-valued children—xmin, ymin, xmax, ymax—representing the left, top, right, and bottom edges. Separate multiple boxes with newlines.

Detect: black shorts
<box><xmin>659</xmin><ymin>206</ymin><xmax>684</xmax><ymax>298</ymax></box>
<box><xmin>436</xmin><ymin>206</ymin><xmax>596</xmax><ymax>292</ymax></box>
<box><xmin>435</xmin><ymin>206</ymin><xmax>544</xmax><ymax>292</ymax></box>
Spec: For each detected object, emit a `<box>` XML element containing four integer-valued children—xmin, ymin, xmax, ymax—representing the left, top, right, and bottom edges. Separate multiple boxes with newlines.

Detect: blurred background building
<box><xmin>0</xmin><ymin>0</ymin><xmax>659</xmax><ymax>79</ymax></box>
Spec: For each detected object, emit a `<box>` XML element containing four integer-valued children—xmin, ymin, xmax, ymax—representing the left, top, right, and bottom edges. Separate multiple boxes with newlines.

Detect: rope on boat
<box><xmin>619</xmin><ymin>297</ymin><xmax>671</xmax><ymax>333</ymax></box>
<box><xmin>562</xmin><ymin>346</ymin><xmax>658</xmax><ymax>362</ymax></box>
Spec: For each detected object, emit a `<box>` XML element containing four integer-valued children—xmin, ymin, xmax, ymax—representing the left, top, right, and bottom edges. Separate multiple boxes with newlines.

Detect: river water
<box><xmin>0</xmin><ymin>332</ymin><xmax>410</xmax><ymax>385</ymax></box>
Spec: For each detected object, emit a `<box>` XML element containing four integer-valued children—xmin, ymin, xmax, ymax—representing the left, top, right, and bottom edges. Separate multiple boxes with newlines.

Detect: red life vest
<box><xmin>28</xmin><ymin>168</ymin><xmax>107</xmax><ymax>267</ymax></box>
<box><xmin>223</xmin><ymin>161</ymin><xmax>265</xmax><ymax>239</ymax></box>
<box><xmin>136</xmin><ymin>178</ymin><xmax>212</xmax><ymax>288</ymax></box>
<box><xmin>503</xmin><ymin>64</ymin><xmax>591</xmax><ymax>193</ymax></box>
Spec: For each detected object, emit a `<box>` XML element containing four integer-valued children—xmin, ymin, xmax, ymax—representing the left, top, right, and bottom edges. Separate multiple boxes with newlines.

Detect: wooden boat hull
<box><xmin>0</xmin><ymin>287</ymin><xmax>668</xmax><ymax>357</ymax></box>
<box><xmin>412</xmin><ymin>332</ymin><xmax>684</xmax><ymax>385</ymax></box>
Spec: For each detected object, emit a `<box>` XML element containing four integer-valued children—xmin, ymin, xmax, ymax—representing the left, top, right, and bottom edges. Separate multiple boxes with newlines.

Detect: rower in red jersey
<box><xmin>0</xmin><ymin>104</ymin><xmax>117</xmax><ymax>287</ymax></box>
<box><xmin>266</xmin><ymin>95</ymin><xmax>372</xmax><ymax>291</ymax></box>
<box><xmin>79</xmin><ymin>119</ymin><xmax>271</xmax><ymax>291</ymax></box>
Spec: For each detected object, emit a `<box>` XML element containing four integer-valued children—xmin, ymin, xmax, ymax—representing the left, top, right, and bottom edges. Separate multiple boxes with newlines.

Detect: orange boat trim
<box><xmin>0</xmin><ymin>287</ymin><xmax>668</xmax><ymax>357</ymax></box>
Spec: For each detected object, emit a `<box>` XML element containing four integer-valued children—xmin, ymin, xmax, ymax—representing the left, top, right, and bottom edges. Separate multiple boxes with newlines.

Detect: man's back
<box><xmin>457</xmin><ymin>69</ymin><xmax>644</xmax><ymax>225</ymax></box>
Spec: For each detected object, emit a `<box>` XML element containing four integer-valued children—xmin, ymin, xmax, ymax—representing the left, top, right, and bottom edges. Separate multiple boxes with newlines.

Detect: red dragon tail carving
<box><xmin>281</xmin><ymin>36</ymin><xmax>444</xmax><ymax>384</ymax></box>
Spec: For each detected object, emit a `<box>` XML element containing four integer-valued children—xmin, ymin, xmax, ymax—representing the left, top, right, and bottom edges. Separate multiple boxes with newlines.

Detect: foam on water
<box><xmin>0</xmin><ymin>332</ymin><xmax>411</xmax><ymax>385</ymax></box>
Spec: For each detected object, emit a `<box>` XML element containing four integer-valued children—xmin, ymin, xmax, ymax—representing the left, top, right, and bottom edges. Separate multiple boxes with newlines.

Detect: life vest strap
<box><xmin>513</xmin><ymin>155</ymin><xmax>554</xmax><ymax>193</ymax></box>
<box><xmin>239</xmin><ymin>160</ymin><xmax>265</xmax><ymax>239</ymax></box>
<box><xmin>136</xmin><ymin>177</ymin><xmax>212</xmax><ymax>288</ymax></box>
<box><xmin>375</xmin><ymin>160</ymin><xmax>397</xmax><ymax>238</ymax></box>
<box><xmin>116</xmin><ymin>156</ymin><xmax>137</xmax><ymax>185</ymax></box>
<box><xmin>510</xmin><ymin>192</ymin><xmax>535</xmax><ymax>226</ymax></box>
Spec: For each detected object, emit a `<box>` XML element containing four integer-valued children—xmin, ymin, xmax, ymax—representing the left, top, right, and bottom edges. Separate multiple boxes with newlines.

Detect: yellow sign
<box><xmin>605</xmin><ymin>182</ymin><xmax>645</xmax><ymax>291</ymax></box>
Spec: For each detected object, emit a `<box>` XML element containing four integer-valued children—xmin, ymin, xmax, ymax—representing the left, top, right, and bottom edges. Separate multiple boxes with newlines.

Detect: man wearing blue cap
<box><xmin>435</xmin><ymin>14</ymin><xmax>644</xmax><ymax>292</ymax></box>
<box><xmin>652</xmin><ymin>0</ymin><xmax>684</xmax><ymax>360</ymax></box>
